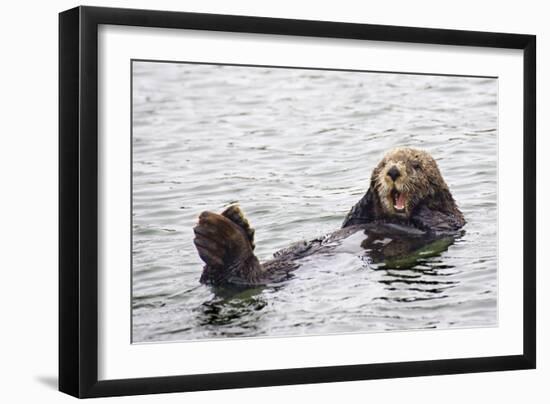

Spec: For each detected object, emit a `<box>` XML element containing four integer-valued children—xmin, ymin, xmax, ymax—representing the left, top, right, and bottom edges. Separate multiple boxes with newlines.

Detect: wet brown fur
<box><xmin>343</xmin><ymin>147</ymin><xmax>465</xmax><ymax>229</ymax></box>
<box><xmin>194</xmin><ymin>147</ymin><xmax>465</xmax><ymax>285</ymax></box>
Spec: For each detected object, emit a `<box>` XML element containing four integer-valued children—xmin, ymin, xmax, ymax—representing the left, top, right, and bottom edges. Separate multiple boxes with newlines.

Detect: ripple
<box><xmin>131</xmin><ymin>61</ymin><xmax>498</xmax><ymax>342</ymax></box>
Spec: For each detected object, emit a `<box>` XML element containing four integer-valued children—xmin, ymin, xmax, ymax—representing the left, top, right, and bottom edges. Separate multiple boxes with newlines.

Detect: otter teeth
<box><xmin>393</xmin><ymin>191</ymin><xmax>406</xmax><ymax>211</ymax></box>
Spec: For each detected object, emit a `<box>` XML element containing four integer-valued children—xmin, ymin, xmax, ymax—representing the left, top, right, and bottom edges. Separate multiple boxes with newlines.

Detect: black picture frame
<box><xmin>59</xmin><ymin>5</ymin><xmax>536</xmax><ymax>398</ymax></box>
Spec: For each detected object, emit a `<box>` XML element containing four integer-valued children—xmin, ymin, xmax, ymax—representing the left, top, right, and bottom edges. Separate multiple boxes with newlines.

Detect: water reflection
<box><xmin>196</xmin><ymin>286</ymin><xmax>267</xmax><ymax>328</ymax></box>
<box><xmin>362</xmin><ymin>230</ymin><xmax>462</xmax><ymax>269</ymax></box>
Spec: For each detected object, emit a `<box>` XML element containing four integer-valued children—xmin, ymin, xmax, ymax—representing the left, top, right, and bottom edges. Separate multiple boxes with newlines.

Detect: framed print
<box><xmin>59</xmin><ymin>6</ymin><xmax>536</xmax><ymax>398</ymax></box>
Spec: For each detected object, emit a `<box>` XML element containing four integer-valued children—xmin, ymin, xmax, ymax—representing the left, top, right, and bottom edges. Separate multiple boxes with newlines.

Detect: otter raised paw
<box><xmin>194</xmin><ymin>206</ymin><xmax>297</xmax><ymax>286</ymax></box>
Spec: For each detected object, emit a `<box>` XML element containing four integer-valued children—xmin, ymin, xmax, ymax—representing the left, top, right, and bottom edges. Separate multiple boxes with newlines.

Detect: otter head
<box><xmin>372</xmin><ymin>147</ymin><xmax>451</xmax><ymax>220</ymax></box>
<box><xmin>343</xmin><ymin>146</ymin><xmax>465</xmax><ymax>231</ymax></box>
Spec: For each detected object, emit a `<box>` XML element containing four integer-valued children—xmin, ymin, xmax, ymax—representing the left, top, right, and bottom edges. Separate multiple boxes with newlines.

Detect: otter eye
<box><xmin>413</xmin><ymin>162</ymin><xmax>422</xmax><ymax>170</ymax></box>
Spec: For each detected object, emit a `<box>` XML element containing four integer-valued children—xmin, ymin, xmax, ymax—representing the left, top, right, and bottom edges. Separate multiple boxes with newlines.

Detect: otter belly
<box><xmin>267</xmin><ymin>222</ymin><xmax>456</xmax><ymax>273</ymax></box>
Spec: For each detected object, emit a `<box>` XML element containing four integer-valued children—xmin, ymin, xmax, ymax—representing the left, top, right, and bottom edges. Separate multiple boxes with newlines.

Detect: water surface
<box><xmin>132</xmin><ymin>61</ymin><xmax>497</xmax><ymax>343</ymax></box>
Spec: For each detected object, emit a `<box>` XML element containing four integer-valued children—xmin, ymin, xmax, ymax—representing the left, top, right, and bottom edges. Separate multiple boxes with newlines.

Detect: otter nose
<box><xmin>387</xmin><ymin>166</ymin><xmax>400</xmax><ymax>181</ymax></box>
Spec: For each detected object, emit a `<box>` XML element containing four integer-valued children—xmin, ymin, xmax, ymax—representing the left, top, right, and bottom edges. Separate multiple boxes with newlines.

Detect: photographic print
<box><xmin>131</xmin><ymin>60</ymin><xmax>497</xmax><ymax>343</ymax></box>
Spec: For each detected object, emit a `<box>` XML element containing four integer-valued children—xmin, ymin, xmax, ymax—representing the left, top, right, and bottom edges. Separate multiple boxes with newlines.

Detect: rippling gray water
<box><xmin>132</xmin><ymin>61</ymin><xmax>497</xmax><ymax>343</ymax></box>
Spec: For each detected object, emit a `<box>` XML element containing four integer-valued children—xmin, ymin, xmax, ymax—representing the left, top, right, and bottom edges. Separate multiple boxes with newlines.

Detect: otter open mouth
<box><xmin>391</xmin><ymin>189</ymin><xmax>406</xmax><ymax>212</ymax></box>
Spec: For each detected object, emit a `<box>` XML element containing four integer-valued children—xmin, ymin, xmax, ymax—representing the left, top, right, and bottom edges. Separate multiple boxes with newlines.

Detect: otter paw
<box><xmin>193</xmin><ymin>211</ymin><xmax>254</xmax><ymax>270</ymax></box>
<box><xmin>221</xmin><ymin>205</ymin><xmax>255</xmax><ymax>249</ymax></box>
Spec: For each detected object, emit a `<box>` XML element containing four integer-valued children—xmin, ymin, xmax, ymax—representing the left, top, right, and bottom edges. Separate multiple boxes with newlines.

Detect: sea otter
<box><xmin>193</xmin><ymin>147</ymin><xmax>465</xmax><ymax>286</ymax></box>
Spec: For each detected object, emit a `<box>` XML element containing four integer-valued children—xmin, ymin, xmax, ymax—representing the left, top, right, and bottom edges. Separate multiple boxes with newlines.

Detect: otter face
<box><xmin>373</xmin><ymin>147</ymin><xmax>445</xmax><ymax>219</ymax></box>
